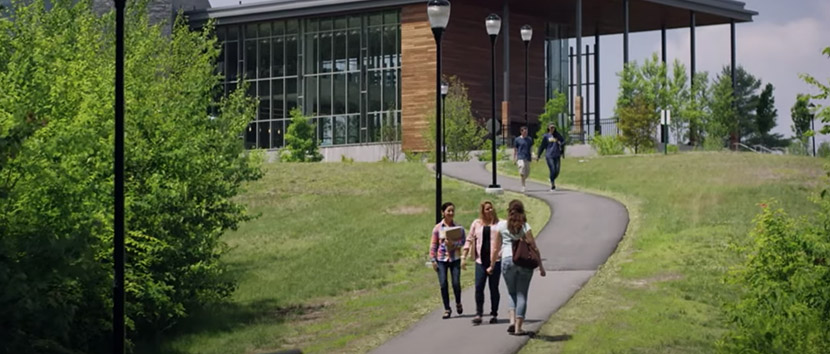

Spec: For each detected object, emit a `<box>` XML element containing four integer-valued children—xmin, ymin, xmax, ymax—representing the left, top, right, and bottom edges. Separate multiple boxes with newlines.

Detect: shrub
<box><xmin>721</xmin><ymin>197</ymin><xmax>830</xmax><ymax>353</ymax></box>
<box><xmin>618</xmin><ymin>95</ymin><xmax>658</xmax><ymax>154</ymax></box>
<box><xmin>281</xmin><ymin>107</ymin><xmax>322</xmax><ymax>162</ymax></box>
<box><xmin>478</xmin><ymin>140</ymin><xmax>510</xmax><ymax>162</ymax></box>
<box><xmin>818</xmin><ymin>141</ymin><xmax>830</xmax><ymax>158</ymax></box>
<box><xmin>590</xmin><ymin>135</ymin><xmax>625</xmax><ymax>156</ymax></box>
<box><xmin>667</xmin><ymin>144</ymin><xmax>679</xmax><ymax>154</ymax></box>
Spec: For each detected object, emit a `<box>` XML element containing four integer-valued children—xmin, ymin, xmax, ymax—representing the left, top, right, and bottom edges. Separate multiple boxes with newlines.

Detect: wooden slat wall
<box><xmin>400</xmin><ymin>4</ymin><xmax>435</xmax><ymax>152</ymax></box>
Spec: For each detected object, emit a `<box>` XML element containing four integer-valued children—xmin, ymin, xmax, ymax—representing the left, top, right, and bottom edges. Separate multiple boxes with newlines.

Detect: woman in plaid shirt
<box><xmin>429</xmin><ymin>202</ymin><xmax>466</xmax><ymax>319</ymax></box>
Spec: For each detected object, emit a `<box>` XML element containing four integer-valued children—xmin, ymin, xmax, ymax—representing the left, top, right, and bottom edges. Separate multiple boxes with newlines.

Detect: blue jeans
<box><xmin>502</xmin><ymin>257</ymin><xmax>533</xmax><ymax>319</ymax></box>
<box><xmin>545</xmin><ymin>156</ymin><xmax>561</xmax><ymax>187</ymax></box>
<box><xmin>436</xmin><ymin>259</ymin><xmax>461</xmax><ymax>311</ymax></box>
<box><xmin>475</xmin><ymin>261</ymin><xmax>501</xmax><ymax>316</ymax></box>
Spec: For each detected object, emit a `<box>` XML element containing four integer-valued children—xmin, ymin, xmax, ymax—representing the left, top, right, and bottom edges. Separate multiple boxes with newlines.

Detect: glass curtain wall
<box><xmin>545</xmin><ymin>23</ymin><xmax>569</xmax><ymax>102</ymax></box>
<box><xmin>217</xmin><ymin>9</ymin><xmax>400</xmax><ymax>149</ymax></box>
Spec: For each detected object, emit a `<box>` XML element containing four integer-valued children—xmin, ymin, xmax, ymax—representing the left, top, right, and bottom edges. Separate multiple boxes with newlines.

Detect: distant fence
<box><xmin>568</xmin><ymin>118</ymin><xmax>619</xmax><ymax>144</ymax></box>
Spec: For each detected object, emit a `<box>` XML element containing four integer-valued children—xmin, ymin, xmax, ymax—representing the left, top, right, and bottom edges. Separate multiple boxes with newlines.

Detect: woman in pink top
<box><xmin>430</xmin><ymin>202</ymin><xmax>466</xmax><ymax>319</ymax></box>
<box><xmin>461</xmin><ymin>200</ymin><xmax>500</xmax><ymax>325</ymax></box>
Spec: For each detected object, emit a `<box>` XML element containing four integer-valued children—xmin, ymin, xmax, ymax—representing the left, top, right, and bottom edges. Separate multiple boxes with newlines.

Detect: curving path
<box><xmin>370</xmin><ymin>161</ymin><xmax>629</xmax><ymax>354</ymax></box>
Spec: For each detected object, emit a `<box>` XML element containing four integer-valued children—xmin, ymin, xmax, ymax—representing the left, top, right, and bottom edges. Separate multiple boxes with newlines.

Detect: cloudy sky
<box><xmin>589</xmin><ymin>0</ymin><xmax>829</xmax><ymax>142</ymax></box>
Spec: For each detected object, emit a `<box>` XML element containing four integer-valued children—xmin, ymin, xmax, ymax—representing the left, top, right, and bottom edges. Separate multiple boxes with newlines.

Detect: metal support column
<box><xmin>623</xmin><ymin>0</ymin><xmax>629</xmax><ymax>64</ymax></box>
<box><xmin>690</xmin><ymin>11</ymin><xmax>696</xmax><ymax>86</ymax></box>
<box><xmin>661</xmin><ymin>25</ymin><xmax>667</xmax><ymax>64</ymax></box>
<box><xmin>595</xmin><ymin>32</ymin><xmax>601</xmax><ymax>135</ymax></box>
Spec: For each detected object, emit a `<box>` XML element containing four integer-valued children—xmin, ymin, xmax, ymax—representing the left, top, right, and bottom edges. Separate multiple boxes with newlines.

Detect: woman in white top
<box><xmin>487</xmin><ymin>199</ymin><xmax>546</xmax><ymax>335</ymax></box>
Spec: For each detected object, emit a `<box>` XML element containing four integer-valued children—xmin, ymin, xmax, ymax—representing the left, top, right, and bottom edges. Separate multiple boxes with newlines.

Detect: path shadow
<box><xmin>529</xmin><ymin>333</ymin><xmax>573</xmax><ymax>343</ymax></box>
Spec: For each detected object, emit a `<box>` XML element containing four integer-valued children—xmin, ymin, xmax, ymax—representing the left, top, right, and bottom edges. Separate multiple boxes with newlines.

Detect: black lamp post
<box><xmin>114</xmin><ymin>0</ymin><xmax>126</xmax><ymax>352</ymax></box>
<box><xmin>486</xmin><ymin>13</ymin><xmax>501</xmax><ymax>190</ymax></box>
<box><xmin>428</xmin><ymin>0</ymin><xmax>450</xmax><ymax>223</ymax></box>
<box><xmin>441</xmin><ymin>81</ymin><xmax>449</xmax><ymax>163</ymax></box>
<box><xmin>810</xmin><ymin>103</ymin><xmax>817</xmax><ymax>157</ymax></box>
<box><xmin>521</xmin><ymin>25</ymin><xmax>532</xmax><ymax>126</ymax></box>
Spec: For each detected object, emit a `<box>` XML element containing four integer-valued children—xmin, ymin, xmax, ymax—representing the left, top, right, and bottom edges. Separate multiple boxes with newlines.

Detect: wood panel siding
<box><xmin>400</xmin><ymin>3</ymin><xmax>435</xmax><ymax>152</ymax></box>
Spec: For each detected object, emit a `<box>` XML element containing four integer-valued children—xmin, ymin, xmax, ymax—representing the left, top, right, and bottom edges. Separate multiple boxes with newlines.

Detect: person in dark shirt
<box><xmin>512</xmin><ymin>126</ymin><xmax>533</xmax><ymax>193</ymax></box>
<box><xmin>536</xmin><ymin>124</ymin><xmax>566</xmax><ymax>190</ymax></box>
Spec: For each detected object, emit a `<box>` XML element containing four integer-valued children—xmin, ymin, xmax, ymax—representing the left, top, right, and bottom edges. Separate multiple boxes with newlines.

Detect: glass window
<box><xmin>306</xmin><ymin>34</ymin><xmax>318</xmax><ymax>75</ymax></box>
<box><xmin>348</xmin><ymin>72</ymin><xmax>360</xmax><ymax>114</ymax></box>
<box><xmin>227</xmin><ymin>41</ymin><xmax>238</xmax><ymax>80</ymax></box>
<box><xmin>334</xmin><ymin>74</ymin><xmax>346</xmax><ymax>115</ymax></box>
<box><xmin>367</xmin><ymin>26</ymin><xmax>382</xmax><ymax>69</ymax></box>
<box><xmin>348</xmin><ymin>115</ymin><xmax>359</xmax><ymax>144</ymax></box>
<box><xmin>335</xmin><ymin>17</ymin><xmax>347</xmax><ymax>30</ymax></box>
<box><xmin>245</xmin><ymin>24</ymin><xmax>257</xmax><ymax>39</ymax></box>
<box><xmin>305</xmin><ymin>77</ymin><xmax>317</xmax><ymax>115</ymax></box>
<box><xmin>382</xmin><ymin>26</ymin><xmax>395</xmax><ymax>68</ymax></box>
<box><xmin>319</xmin><ymin>117</ymin><xmax>332</xmax><ymax>145</ymax></box>
<box><xmin>348</xmin><ymin>16</ymin><xmax>361</xmax><ymax>29</ymax></box>
<box><xmin>258</xmin><ymin>121</ymin><xmax>270</xmax><ymax>149</ymax></box>
<box><xmin>216</xmin><ymin>43</ymin><xmax>225</xmax><ymax>76</ymax></box>
<box><xmin>369</xmin><ymin>13</ymin><xmax>382</xmax><ymax>26</ymax></box>
<box><xmin>272</xmin><ymin>37</ymin><xmax>283</xmax><ymax>77</ymax></box>
<box><xmin>307</xmin><ymin>18</ymin><xmax>318</xmax><ymax>32</ymax></box>
<box><xmin>384</xmin><ymin>11</ymin><xmax>397</xmax><ymax>25</ymax></box>
<box><xmin>228</xmin><ymin>25</ymin><xmax>239</xmax><ymax>41</ymax></box>
<box><xmin>245</xmin><ymin>123</ymin><xmax>256</xmax><ymax>149</ymax></box>
<box><xmin>258</xmin><ymin>38</ymin><xmax>270</xmax><ymax>78</ymax></box>
<box><xmin>286</xmin><ymin>19</ymin><xmax>298</xmax><ymax>34</ymax></box>
<box><xmin>258</xmin><ymin>98</ymin><xmax>270</xmax><ymax>122</ymax></box>
<box><xmin>273</xmin><ymin>21</ymin><xmax>284</xmax><ymax>36</ymax></box>
<box><xmin>272</xmin><ymin>79</ymin><xmax>284</xmax><ymax>119</ymax></box>
<box><xmin>334</xmin><ymin>115</ymin><xmax>346</xmax><ymax>145</ymax></box>
<box><xmin>271</xmin><ymin>120</ymin><xmax>284</xmax><ymax>148</ymax></box>
<box><xmin>320</xmin><ymin>32</ymin><xmax>332</xmax><ymax>73</ymax></box>
<box><xmin>334</xmin><ymin>30</ymin><xmax>346</xmax><ymax>72</ymax></box>
<box><xmin>368</xmin><ymin>70</ymin><xmax>381</xmax><ymax>112</ymax></box>
<box><xmin>259</xmin><ymin>22</ymin><xmax>271</xmax><ymax>37</ymax></box>
<box><xmin>286</xmin><ymin>35</ymin><xmax>298</xmax><ymax>76</ymax></box>
<box><xmin>244</xmin><ymin>40</ymin><xmax>256</xmax><ymax>79</ymax></box>
<box><xmin>286</xmin><ymin>78</ymin><xmax>298</xmax><ymax>113</ymax></box>
<box><xmin>319</xmin><ymin>75</ymin><xmax>332</xmax><ymax>115</ymax></box>
<box><xmin>382</xmin><ymin>69</ymin><xmax>396</xmax><ymax>111</ymax></box>
<box><xmin>320</xmin><ymin>17</ymin><xmax>332</xmax><ymax>31</ymax></box>
<box><xmin>348</xmin><ymin>29</ymin><xmax>360</xmax><ymax>71</ymax></box>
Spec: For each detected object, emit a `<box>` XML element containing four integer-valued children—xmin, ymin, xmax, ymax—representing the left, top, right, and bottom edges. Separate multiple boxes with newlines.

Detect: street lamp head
<box><xmin>441</xmin><ymin>81</ymin><xmax>449</xmax><ymax>96</ymax></box>
<box><xmin>427</xmin><ymin>0</ymin><xmax>451</xmax><ymax>29</ymax></box>
<box><xmin>485</xmin><ymin>13</ymin><xmax>501</xmax><ymax>37</ymax></box>
<box><xmin>520</xmin><ymin>24</ymin><xmax>532</xmax><ymax>42</ymax></box>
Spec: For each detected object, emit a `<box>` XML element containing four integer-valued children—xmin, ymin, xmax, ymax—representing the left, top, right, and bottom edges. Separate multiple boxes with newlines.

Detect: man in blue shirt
<box><xmin>536</xmin><ymin>123</ymin><xmax>566</xmax><ymax>190</ymax></box>
<box><xmin>513</xmin><ymin>126</ymin><xmax>533</xmax><ymax>193</ymax></box>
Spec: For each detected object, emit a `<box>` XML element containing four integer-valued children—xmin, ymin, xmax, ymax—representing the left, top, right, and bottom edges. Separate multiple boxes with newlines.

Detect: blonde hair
<box><xmin>478</xmin><ymin>200</ymin><xmax>499</xmax><ymax>225</ymax></box>
<box><xmin>507</xmin><ymin>200</ymin><xmax>526</xmax><ymax>235</ymax></box>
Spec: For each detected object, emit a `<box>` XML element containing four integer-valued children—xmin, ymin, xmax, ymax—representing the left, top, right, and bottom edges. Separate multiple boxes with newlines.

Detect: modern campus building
<box><xmin>175</xmin><ymin>0</ymin><xmax>757</xmax><ymax>160</ymax></box>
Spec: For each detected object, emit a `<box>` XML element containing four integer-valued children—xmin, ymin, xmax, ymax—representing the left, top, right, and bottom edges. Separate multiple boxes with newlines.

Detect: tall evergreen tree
<box><xmin>755</xmin><ymin>83</ymin><xmax>777</xmax><ymax>137</ymax></box>
<box><xmin>717</xmin><ymin>66</ymin><xmax>761</xmax><ymax>141</ymax></box>
<box><xmin>791</xmin><ymin>94</ymin><xmax>813</xmax><ymax>139</ymax></box>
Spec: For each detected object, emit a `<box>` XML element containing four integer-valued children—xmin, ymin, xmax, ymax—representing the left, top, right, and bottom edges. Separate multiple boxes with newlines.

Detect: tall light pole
<box><xmin>114</xmin><ymin>0</ymin><xmax>126</xmax><ymax>352</ymax></box>
<box><xmin>427</xmin><ymin>0</ymin><xmax>450</xmax><ymax>223</ymax></box>
<box><xmin>521</xmin><ymin>25</ymin><xmax>532</xmax><ymax>127</ymax></box>
<box><xmin>486</xmin><ymin>13</ymin><xmax>501</xmax><ymax>191</ymax></box>
<box><xmin>810</xmin><ymin>103</ymin><xmax>817</xmax><ymax>157</ymax></box>
<box><xmin>441</xmin><ymin>81</ymin><xmax>449</xmax><ymax>163</ymax></box>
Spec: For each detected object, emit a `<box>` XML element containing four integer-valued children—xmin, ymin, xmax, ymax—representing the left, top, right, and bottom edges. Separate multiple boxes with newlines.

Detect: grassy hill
<box><xmin>509</xmin><ymin>152</ymin><xmax>825</xmax><ymax>353</ymax></box>
<box><xmin>139</xmin><ymin>162</ymin><xmax>549</xmax><ymax>354</ymax></box>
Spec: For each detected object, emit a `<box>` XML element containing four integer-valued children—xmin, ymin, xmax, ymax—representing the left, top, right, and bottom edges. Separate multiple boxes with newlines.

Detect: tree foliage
<box><xmin>281</xmin><ymin>107</ymin><xmax>323</xmax><ymax>162</ymax></box>
<box><xmin>791</xmin><ymin>94</ymin><xmax>813</xmax><ymax>139</ymax></box>
<box><xmin>425</xmin><ymin>75</ymin><xmax>486</xmax><ymax>161</ymax></box>
<box><xmin>717</xmin><ymin>66</ymin><xmax>761</xmax><ymax>141</ymax></box>
<box><xmin>0</xmin><ymin>1</ymin><xmax>261</xmax><ymax>352</ymax></box>
<box><xmin>618</xmin><ymin>95</ymin><xmax>657</xmax><ymax>154</ymax></box>
<box><xmin>708</xmin><ymin>74</ymin><xmax>736</xmax><ymax>148</ymax></box>
<box><xmin>536</xmin><ymin>90</ymin><xmax>568</xmax><ymax>142</ymax></box>
<box><xmin>800</xmin><ymin>47</ymin><xmax>830</xmax><ymax>135</ymax></box>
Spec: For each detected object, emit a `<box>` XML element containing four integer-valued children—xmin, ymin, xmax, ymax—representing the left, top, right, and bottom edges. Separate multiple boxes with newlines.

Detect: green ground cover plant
<box><xmin>143</xmin><ymin>162</ymin><xmax>549</xmax><ymax>354</ymax></box>
<box><xmin>496</xmin><ymin>152</ymin><xmax>824</xmax><ymax>354</ymax></box>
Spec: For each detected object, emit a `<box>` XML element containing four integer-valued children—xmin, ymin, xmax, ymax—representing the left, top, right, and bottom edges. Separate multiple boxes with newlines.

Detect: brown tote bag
<box><xmin>512</xmin><ymin>236</ymin><xmax>539</xmax><ymax>269</ymax></box>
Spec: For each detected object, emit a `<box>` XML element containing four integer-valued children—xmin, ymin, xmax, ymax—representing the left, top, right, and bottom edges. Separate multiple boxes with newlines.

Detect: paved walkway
<box><xmin>371</xmin><ymin>161</ymin><xmax>629</xmax><ymax>354</ymax></box>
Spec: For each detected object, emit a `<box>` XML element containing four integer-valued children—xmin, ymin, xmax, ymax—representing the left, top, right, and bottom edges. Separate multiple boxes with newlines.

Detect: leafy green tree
<box><xmin>685</xmin><ymin>72</ymin><xmax>711</xmax><ymax>145</ymax></box>
<box><xmin>426</xmin><ymin>75</ymin><xmax>486</xmax><ymax>161</ymax></box>
<box><xmin>0</xmin><ymin>1</ymin><xmax>261</xmax><ymax>351</ymax></box>
<box><xmin>536</xmin><ymin>90</ymin><xmax>568</xmax><ymax>142</ymax></box>
<box><xmin>666</xmin><ymin>59</ymin><xmax>689</xmax><ymax>143</ymax></box>
<box><xmin>281</xmin><ymin>107</ymin><xmax>323</xmax><ymax>162</ymax></box>
<box><xmin>708</xmin><ymin>74</ymin><xmax>735</xmax><ymax>147</ymax></box>
<box><xmin>747</xmin><ymin>83</ymin><xmax>787</xmax><ymax>147</ymax></box>
<box><xmin>618</xmin><ymin>95</ymin><xmax>657</xmax><ymax>154</ymax></box>
<box><xmin>791</xmin><ymin>94</ymin><xmax>813</xmax><ymax>139</ymax></box>
<box><xmin>800</xmin><ymin>47</ymin><xmax>830</xmax><ymax>135</ymax></box>
<box><xmin>717</xmin><ymin>66</ymin><xmax>761</xmax><ymax>141</ymax></box>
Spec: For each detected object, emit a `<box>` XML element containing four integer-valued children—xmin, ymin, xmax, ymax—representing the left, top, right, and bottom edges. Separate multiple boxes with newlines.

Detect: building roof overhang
<box><xmin>184</xmin><ymin>0</ymin><xmax>757</xmax><ymax>35</ymax></box>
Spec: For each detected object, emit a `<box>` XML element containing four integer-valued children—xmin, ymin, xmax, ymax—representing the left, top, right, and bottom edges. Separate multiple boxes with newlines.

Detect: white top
<box><xmin>496</xmin><ymin>220</ymin><xmax>532</xmax><ymax>260</ymax></box>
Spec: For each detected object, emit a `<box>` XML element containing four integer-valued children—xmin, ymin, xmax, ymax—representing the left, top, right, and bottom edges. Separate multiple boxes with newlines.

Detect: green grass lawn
<box><xmin>139</xmin><ymin>162</ymin><xmax>549</xmax><ymax>354</ymax></box>
<box><xmin>500</xmin><ymin>152</ymin><xmax>826</xmax><ymax>353</ymax></box>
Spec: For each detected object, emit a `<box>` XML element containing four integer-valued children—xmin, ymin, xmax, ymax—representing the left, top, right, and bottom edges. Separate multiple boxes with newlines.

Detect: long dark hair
<box><xmin>507</xmin><ymin>200</ymin><xmax>526</xmax><ymax>235</ymax></box>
